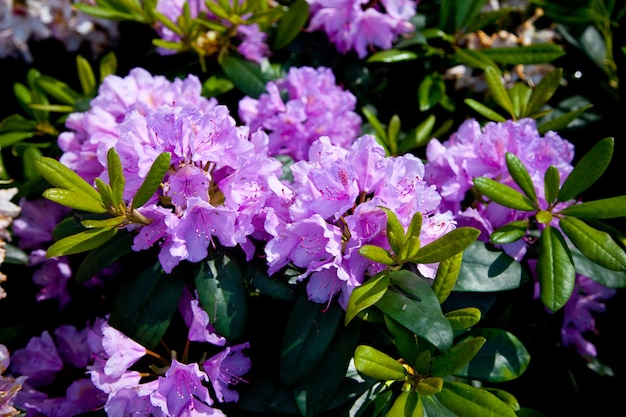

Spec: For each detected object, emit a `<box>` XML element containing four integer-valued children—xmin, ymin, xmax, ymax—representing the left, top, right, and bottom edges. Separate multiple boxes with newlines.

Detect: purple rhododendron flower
<box><xmin>178</xmin><ymin>288</ymin><xmax>226</xmax><ymax>345</ymax></box>
<box><xmin>238</xmin><ymin>66</ymin><xmax>362</xmax><ymax>161</ymax></box>
<box><xmin>424</xmin><ymin>117</ymin><xmax>575</xmax><ymax>260</ymax></box>
<box><xmin>9</xmin><ymin>331</ymin><xmax>64</xmax><ymax>387</ymax></box>
<box><xmin>306</xmin><ymin>0</ymin><xmax>417</xmax><ymax>58</ymax></box>
<box><xmin>203</xmin><ymin>343</ymin><xmax>251</xmax><ymax>403</ymax></box>
<box><xmin>264</xmin><ymin>135</ymin><xmax>453</xmax><ymax>308</ymax></box>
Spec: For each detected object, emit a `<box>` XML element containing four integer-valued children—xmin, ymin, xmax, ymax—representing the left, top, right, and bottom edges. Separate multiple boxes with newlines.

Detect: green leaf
<box><xmin>76</xmin><ymin>55</ymin><xmax>97</xmax><ymax>97</ymax></box>
<box><xmin>418</xmin><ymin>74</ymin><xmax>444</xmax><ymax>111</ymax></box>
<box><xmin>194</xmin><ymin>252</ymin><xmax>248</xmax><ymax>341</ymax></box>
<box><xmin>35</xmin><ymin>76</ymin><xmax>80</xmax><ymax>105</ymax></box>
<box><xmin>35</xmin><ymin>157</ymin><xmax>101</xmax><ymax>201</ymax></box>
<box><xmin>273</xmin><ymin>0</ymin><xmax>309</xmax><ymax>49</ymax></box>
<box><xmin>387</xmin><ymin>391</ymin><xmax>423</xmax><ymax>417</ymax></box>
<box><xmin>543</xmin><ymin>166</ymin><xmax>560</xmax><ymax>205</ymax></box>
<box><xmin>422</xmin><ymin>394</ymin><xmax>458</xmax><ymax>417</ymax></box>
<box><xmin>81</xmin><ymin>216</ymin><xmax>125</xmax><ymax>228</ymax></box>
<box><xmin>537</xmin><ymin>226</ymin><xmax>576</xmax><ymax>312</ymax></box>
<box><xmin>384</xmin><ymin>315</ymin><xmax>419</xmax><ymax>366</ymax></box>
<box><xmin>570</xmin><ymin>247</ymin><xmax>626</xmax><ymax>288</ymax></box>
<box><xmin>558</xmin><ymin>137</ymin><xmax>614</xmax><ymax>202</ymax></box>
<box><xmin>560</xmin><ymin>216</ymin><xmax>626</xmax><ymax>271</ymax></box>
<box><xmin>526</xmin><ymin>67</ymin><xmax>563</xmax><ymax>116</ymax></box>
<box><xmin>109</xmin><ymin>262</ymin><xmax>184</xmax><ymax>349</ymax></box>
<box><xmin>505</xmin><ymin>153</ymin><xmax>537</xmax><ymax>203</ymax></box>
<box><xmin>359</xmin><ymin>244</ymin><xmax>394</xmax><ymax>265</ymax></box>
<box><xmin>455</xmin><ymin>0</ymin><xmax>488</xmax><ymax>30</ymax></box>
<box><xmin>537</xmin><ymin>104</ymin><xmax>593</xmax><ymax>134</ymax></box>
<box><xmin>42</xmin><ymin>188</ymin><xmax>106</xmax><ymax>213</ymax></box>
<box><xmin>558</xmin><ymin>196</ymin><xmax>626</xmax><ymax>219</ymax></box>
<box><xmin>455</xmin><ymin>241</ymin><xmax>526</xmax><ymax>292</ymax></box>
<box><xmin>2</xmin><ymin>243</ymin><xmax>29</xmax><ymax>265</ymax></box>
<box><xmin>398</xmin><ymin>115</ymin><xmax>435</xmax><ymax>153</ymax></box>
<box><xmin>445</xmin><ymin>307</ymin><xmax>482</xmax><ymax>331</ymax></box>
<box><xmin>430</xmin><ymin>336</ymin><xmax>486</xmax><ymax>378</ymax></box>
<box><xmin>354</xmin><ymin>345</ymin><xmax>406</xmax><ymax>381</ymax></box>
<box><xmin>345</xmin><ymin>272</ymin><xmax>390</xmax><ymax>325</ymax></box>
<box><xmin>202</xmin><ymin>75</ymin><xmax>234</xmax><ymax>97</ymax></box>
<box><xmin>131</xmin><ymin>152</ymin><xmax>170</xmax><ymax>209</ymax></box>
<box><xmin>432</xmin><ymin>251</ymin><xmax>463</xmax><ymax>304</ymax></box>
<box><xmin>412</xmin><ymin>227</ymin><xmax>480</xmax><ymax>264</ymax></box>
<box><xmin>453</xmin><ymin>328</ymin><xmax>530</xmax><ymax>383</ymax></box>
<box><xmin>279</xmin><ymin>292</ymin><xmax>342</xmax><ymax>386</ymax></box>
<box><xmin>508</xmin><ymin>82</ymin><xmax>531</xmax><ymax>119</ymax></box>
<box><xmin>0</xmin><ymin>114</ymin><xmax>37</xmax><ymax>131</ymax></box>
<box><xmin>481</xmin><ymin>44</ymin><xmax>565</xmax><ymax>64</ymax></box>
<box><xmin>368</xmin><ymin>49</ymin><xmax>418</xmax><ymax>63</ymax></box>
<box><xmin>0</xmin><ymin>131</ymin><xmax>35</xmax><ymax>148</ymax></box>
<box><xmin>382</xmin><ymin>207</ymin><xmax>406</xmax><ymax>254</ymax></box>
<box><xmin>464</xmin><ymin>98</ymin><xmax>507</xmax><ymax>122</ymax></box>
<box><xmin>484</xmin><ymin>388</ymin><xmax>520</xmax><ymax>411</ymax></box>
<box><xmin>99</xmin><ymin>51</ymin><xmax>117</xmax><ymax>82</ymax></box>
<box><xmin>473</xmin><ymin>177</ymin><xmax>536</xmax><ymax>211</ymax></box>
<box><xmin>484</xmin><ymin>66</ymin><xmax>515</xmax><ymax>117</ymax></box>
<box><xmin>490</xmin><ymin>220</ymin><xmax>528</xmax><ymax>244</ymax></box>
<box><xmin>454</xmin><ymin>47</ymin><xmax>499</xmax><ymax>70</ymax></box>
<box><xmin>74</xmin><ymin>230</ymin><xmax>134</xmax><ymax>284</ymax></box>
<box><xmin>221</xmin><ymin>56</ymin><xmax>268</xmax><ymax>98</ymax></box>
<box><xmin>377</xmin><ymin>271</ymin><xmax>453</xmax><ymax>350</ymax></box>
<box><xmin>47</xmin><ymin>227</ymin><xmax>117</xmax><ymax>258</ymax></box>
<box><xmin>436</xmin><ymin>381</ymin><xmax>517</xmax><ymax>417</ymax></box>
<box><xmin>242</xmin><ymin>261</ymin><xmax>294</xmax><ymax>301</ymax></box>
<box><xmin>361</xmin><ymin>106</ymin><xmax>388</xmax><ymax>150</ymax></box>
<box><xmin>107</xmin><ymin>147</ymin><xmax>125</xmax><ymax>209</ymax></box>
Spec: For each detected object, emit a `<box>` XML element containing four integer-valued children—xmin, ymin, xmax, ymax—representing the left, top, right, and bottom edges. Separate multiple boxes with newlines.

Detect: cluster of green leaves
<box><xmin>33</xmin><ymin>147</ymin><xmax>170</xmax><ymax>282</ymax></box>
<box><xmin>0</xmin><ymin>53</ymin><xmax>115</xmax><ymax>184</ymax></box>
<box><xmin>334</xmin><ymin>210</ymin><xmax>531</xmax><ymax>416</ymax></box>
<box><xmin>473</xmin><ymin>137</ymin><xmax>626</xmax><ymax>312</ymax></box>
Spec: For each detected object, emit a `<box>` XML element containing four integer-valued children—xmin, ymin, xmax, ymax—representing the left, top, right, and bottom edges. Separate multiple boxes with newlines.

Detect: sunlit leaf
<box><xmin>345</xmin><ymin>272</ymin><xmax>390</xmax><ymax>325</ymax></box>
<box><xmin>131</xmin><ymin>152</ymin><xmax>170</xmax><ymax>209</ymax></box>
<box><xmin>484</xmin><ymin>66</ymin><xmax>514</xmax><ymax>117</ymax></box>
<box><xmin>368</xmin><ymin>49</ymin><xmax>418</xmax><ymax>63</ymax></box>
<box><xmin>354</xmin><ymin>345</ymin><xmax>406</xmax><ymax>382</ymax></box>
<box><xmin>43</xmin><ymin>188</ymin><xmax>106</xmax><ymax>213</ymax></box>
<box><xmin>505</xmin><ymin>153</ymin><xmax>537</xmax><ymax>203</ymax></box>
<box><xmin>558</xmin><ymin>196</ymin><xmax>626</xmax><ymax>219</ymax></box>
<box><xmin>432</xmin><ymin>251</ymin><xmax>463</xmax><ymax>304</ymax></box>
<box><xmin>387</xmin><ymin>391</ymin><xmax>423</xmax><ymax>417</ymax></box>
<box><xmin>35</xmin><ymin>157</ymin><xmax>101</xmax><ymax>201</ymax></box>
<box><xmin>558</xmin><ymin>137</ymin><xmax>613</xmax><ymax>202</ymax></box>
<box><xmin>47</xmin><ymin>226</ymin><xmax>117</xmax><ymax>258</ymax></box>
<box><xmin>473</xmin><ymin>177</ymin><xmax>536</xmax><ymax>211</ymax></box>
<box><xmin>544</xmin><ymin>165</ymin><xmax>560</xmax><ymax>205</ymax></box>
<box><xmin>537</xmin><ymin>226</ymin><xmax>576</xmax><ymax>312</ymax></box>
<box><xmin>430</xmin><ymin>336</ymin><xmax>486</xmax><ymax>378</ymax></box>
<box><xmin>490</xmin><ymin>220</ymin><xmax>528</xmax><ymax>244</ymax></box>
<box><xmin>464</xmin><ymin>98</ymin><xmax>507</xmax><ymax>122</ymax></box>
<box><xmin>445</xmin><ymin>307</ymin><xmax>481</xmax><ymax>331</ymax></box>
<box><xmin>436</xmin><ymin>381</ymin><xmax>516</xmax><ymax>417</ymax></box>
<box><xmin>412</xmin><ymin>227</ymin><xmax>480</xmax><ymax>264</ymax></box>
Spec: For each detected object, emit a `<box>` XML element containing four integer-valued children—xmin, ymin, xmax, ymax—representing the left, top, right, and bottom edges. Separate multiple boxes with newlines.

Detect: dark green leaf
<box><xmin>558</xmin><ymin>196</ymin><xmax>626</xmax><ymax>219</ymax></box>
<box><xmin>432</xmin><ymin>251</ymin><xmax>463</xmax><ymax>304</ymax></box>
<box><xmin>0</xmin><ymin>114</ymin><xmax>37</xmax><ymax>131</ymax></box>
<box><xmin>279</xmin><ymin>292</ymin><xmax>342</xmax><ymax>386</ymax></box>
<box><xmin>2</xmin><ymin>243</ymin><xmax>29</xmax><ymax>265</ymax></box>
<box><xmin>481</xmin><ymin>44</ymin><xmax>565</xmax><ymax>64</ymax></box>
<box><xmin>398</xmin><ymin>115</ymin><xmax>435</xmax><ymax>153</ymax></box>
<box><xmin>445</xmin><ymin>307</ymin><xmax>481</xmax><ymax>331</ymax></box>
<box><xmin>570</xmin><ymin>247</ymin><xmax>626</xmax><ymax>288</ymax></box>
<box><xmin>74</xmin><ymin>230</ymin><xmax>134</xmax><ymax>284</ymax></box>
<box><xmin>490</xmin><ymin>220</ymin><xmax>528</xmax><ymax>244</ymax></box>
<box><xmin>422</xmin><ymin>394</ymin><xmax>458</xmax><ymax>417</ymax></box>
<box><xmin>484</xmin><ymin>388</ymin><xmax>520</xmax><ymax>411</ymax></box>
<box><xmin>505</xmin><ymin>153</ymin><xmax>537</xmax><ymax>203</ymax></box>
<box><xmin>0</xmin><ymin>131</ymin><xmax>34</xmax><ymax>148</ymax></box>
<box><xmin>131</xmin><ymin>152</ymin><xmax>170</xmax><ymax>209</ymax></box>
<box><xmin>109</xmin><ymin>262</ymin><xmax>184</xmax><ymax>349</ymax></box>
<box><xmin>412</xmin><ymin>227</ymin><xmax>480</xmax><ymax>264</ymax></box>
<box><xmin>387</xmin><ymin>391</ymin><xmax>423</xmax><ymax>417</ymax></box>
<box><xmin>544</xmin><ymin>166</ymin><xmax>560</xmax><ymax>205</ymax></box>
<box><xmin>454</xmin><ymin>47</ymin><xmax>499</xmax><ymax>70</ymax></box>
<box><xmin>455</xmin><ymin>0</ymin><xmax>488</xmax><ymax>31</ymax></box>
<box><xmin>354</xmin><ymin>345</ymin><xmax>406</xmax><ymax>381</ymax></box>
<box><xmin>526</xmin><ymin>67</ymin><xmax>563</xmax><ymax>116</ymax></box>
<box><xmin>345</xmin><ymin>272</ymin><xmax>390</xmax><ymax>325</ymax></box>
<box><xmin>453</xmin><ymin>328</ymin><xmax>530</xmax><ymax>383</ymax></box>
<box><xmin>384</xmin><ymin>315</ymin><xmax>419</xmax><ymax>366</ymax></box>
<box><xmin>47</xmin><ymin>226</ymin><xmax>117</xmax><ymax>258</ymax></box>
<box><xmin>508</xmin><ymin>82</ymin><xmax>531</xmax><ymax>119</ymax></box>
<box><xmin>537</xmin><ymin>226</ymin><xmax>576</xmax><ymax>312</ymax></box>
<box><xmin>273</xmin><ymin>0</ymin><xmax>309</xmax><ymax>49</ymax></box>
<box><xmin>558</xmin><ymin>137</ymin><xmax>614</xmax><ymax>202</ymax></box>
<box><xmin>243</xmin><ymin>261</ymin><xmax>294</xmax><ymax>301</ymax></box>
<box><xmin>455</xmin><ymin>241</ymin><xmax>526</xmax><ymax>292</ymax></box>
<box><xmin>537</xmin><ymin>104</ymin><xmax>593</xmax><ymax>134</ymax></box>
<box><xmin>464</xmin><ymin>98</ymin><xmax>507</xmax><ymax>122</ymax></box>
<box><xmin>221</xmin><ymin>56</ymin><xmax>268</xmax><ymax>98</ymax></box>
<box><xmin>436</xmin><ymin>381</ymin><xmax>516</xmax><ymax>417</ymax></box>
<box><xmin>194</xmin><ymin>252</ymin><xmax>248</xmax><ymax>341</ymax></box>
<box><xmin>473</xmin><ymin>177</ymin><xmax>536</xmax><ymax>211</ymax></box>
<box><xmin>418</xmin><ymin>74</ymin><xmax>444</xmax><ymax>111</ymax></box>
<box><xmin>560</xmin><ymin>216</ymin><xmax>626</xmax><ymax>271</ymax></box>
<box><xmin>430</xmin><ymin>336</ymin><xmax>486</xmax><ymax>378</ymax></box>
<box><xmin>484</xmin><ymin>66</ymin><xmax>515</xmax><ymax>117</ymax></box>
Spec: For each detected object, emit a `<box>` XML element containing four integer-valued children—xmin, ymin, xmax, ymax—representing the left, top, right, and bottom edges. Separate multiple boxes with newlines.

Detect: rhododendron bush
<box><xmin>1</xmin><ymin>0</ymin><xmax>625</xmax><ymax>416</ymax></box>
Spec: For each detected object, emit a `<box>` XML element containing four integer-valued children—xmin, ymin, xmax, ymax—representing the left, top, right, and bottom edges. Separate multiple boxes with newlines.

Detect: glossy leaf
<box><xmin>455</xmin><ymin>241</ymin><xmax>526</xmax><ymax>292</ymax></box>
<box><xmin>384</xmin><ymin>315</ymin><xmax>419</xmax><ymax>366</ymax></box>
<box><xmin>47</xmin><ymin>226</ymin><xmax>117</xmax><ymax>258</ymax></box>
<box><xmin>35</xmin><ymin>157</ymin><xmax>102</xmax><ymax>201</ymax></box>
<box><xmin>570</xmin><ymin>247</ymin><xmax>626</xmax><ymax>288</ymax></box>
<box><xmin>560</xmin><ymin>216</ymin><xmax>626</xmax><ymax>271</ymax></box>
<box><xmin>558</xmin><ymin>196</ymin><xmax>626</xmax><ymax>219</ymax></box>
<box><xmin>109</xmin><ymin>262</ymin><xmax>184</xmax><ymax>349</ymax></box>
<box><xmin>387</xmin><ymin>391</ymin><xmax>423</xmax><ymax>417</ymax></box>
<box><xmin>273</xmin><ymin>0</ymin><xmax>309</xmax><ymax>50</ymax></box>
<box><xmin>481</xmin><ymin>44</ymin><xmax>565</xmax><ymax>64</ymax></box>
<box><xmin>484</xmin><ymin>388</ymin><xmax>520</xmax><ymax>411</ymax></box>
<box><xmin>537</xmin><ymin>226</ymin><xmax>576</xmax><ymax>312</ymax></box>
<box><xmin>131</xmin><ymin>152</ymin><xmax>170</xmax><ymax>209</ymax></box>
<box><xmin>473</xmin><ymin>177</ymin><xmax>536</xmax><ymax>211</ymax></box>
<box><xmin>353</xmin><ymin>345</ymin><xmax>406</xmax><ymax>382</ymax></box>
<box><xmin>543</xmin><ymin>165</ymin><xmax>560</xmax><ymax>205</ymax></box>
<box><xmin>430</xmin><ymin>336</ymin><xmax>486</xmax><ymax>378</ymax></box>
<box><xmin>279</xmin><ymin>292</ymin><xmax>342</xmax><ymax>386</ymax></box>
<box><xmin>537</xmin><ymin>104</ymin><xmax>593</xmax><ymax>135</ymax></box>
<box><xmin>76</xmin><ymin>55</ymin><xmax>97</xmax><ymax>97</ymax></box>
<box><xmin>368</xmin><ymin>49</ymin><xmax>418</xmax><ymax>63</ymax></box>
<box><xmin>445</xmin><ymin>307</ymin><xmax>482</xmax><ymax>331</ymax></box>
<box><xmin>411</xmin><ymin>227</ymin><xmax>480</xmax><ymax>264</ymax></box>
<box><xmin>0</xmin><ymin>131</ymin><xmax>35</xmax><ymax>148</ymax></box>
<box><xmin>221</xmin><ymin>56</ymin><xmax>268</xmax><ymax>98</ymax></box>
<box><xmin>106</xmin><ymin>147</ymin><xmax>125</xmax><ymax>209</ymax></box>
<box><xmin>81</xmin><ymin>216</ymin><xmax>125</xmax><ymax>229</ymax></box>
<box><xmin>345</xmin><ymin>272</ymin><xmax>390</xmax><ymax>325</ymax></box>
<box><xmin>454</xmin><ymin>328</ymin><xmax>530</xmax><ymax>383</ymax></box>
<box><xmin>558</xmin><ymin>137</ymin><xmax>614</xmax><ymax>202</ymax></box>
<box><xmin>432</xmin><ymin>251</ymin><xmax>463</xmax><ymax>304</ymax></box>
<box><xmin>484</xmin><ymin>66</ymin><xmax>515</xmax><ymax>117</ymax></box>
<box><xmin>490</xmin><ymin>220</ymin><xmax>528</xmax><ymax>244</ymax></box>
<box><xmin>464</xmin><ymin>98</ymin><xmax>507</xmax><ymax>122</ymax></box>
<box><xmin>377</xmin><ymin>272</ymin><xmax>453</xmax><ymax>350</ymax></box>
<box><xmin>526</xmin><ymin>67</ymin><xmax>563</xmax><ymax>116</ymax></box>
<box><xmin>508</xmin><ymin>83</ymin><xmax>531</xmax><ymax>119</ymax></box>
<box><xmin>35</xmin><ymin>76</ymin><xmax>79</xmax><ymax>105</ymax></box>
<box><xmin>421</xmin><ymin>395</ymin><xmax>458</xmax><ymax>417</ymax></box>
<box><xmin>436</xmin><ymin>381</ymin><xmax>516</xmax><ymax>417</ymax></box>
<box><xmin>194</xmin><ymin>253</ymin><xmax>248</xmax><ymax>341</ymax></box>
<box><xmin>382</xmin><ymin>207</ymin><xmax>406</xmax><ymax>254</ymax></box>
<box><xmin>43</xmin><ymin>188</ymin><xmax>106</xmax><ymax>214</ymax></box>
<box><xmin>95</xmin><ymin>177</ymin><xmax>114</xmax><ymax>211</ymax></box>
<box><xmin>359</xmin><ymin>244</ymin><xmax>394</xmax><ymax>265</ymax></box>
<box><xmin>505</xmin><ymin>153</ymin><xmax>537</xmax><ymax>203</ymax></box>
<box><xmin>399</xmin><ymin>114</ymin><xmax>435</xmax><ymax>153</ymax></box>
<box><xmin>74</xmin><ymin>230</ymin><xmax>134</xmax><ymax>284</ymax></box>
<box><xmin>418</xmin><ymin>74</ymin><xmax>444</xmax><ymax>111</ymax></box>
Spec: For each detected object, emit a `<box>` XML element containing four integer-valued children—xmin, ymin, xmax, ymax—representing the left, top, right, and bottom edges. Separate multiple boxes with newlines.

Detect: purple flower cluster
<box><xmin>238</xmin><ymin>66</ymin><xmax>362</xmax><ymax>161</ymax></box>
<box><xmin>306</xmin><ymin>0</ymin><xmax>418</xmax><ymax>58</ymax></box>
<box><xmin>154</xmin><ymin>0</ymin><xmax>270</xmax><ymax>64</ymax></box>
<box><xmin>263</xmin><ymin>135</ymin><xmax>454</xmax><ymax>308</ymax></box>
<box><xmin>424</xmin><ymin>117</ymin><xmax>575</xmax><ymax>260</ymax></box>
